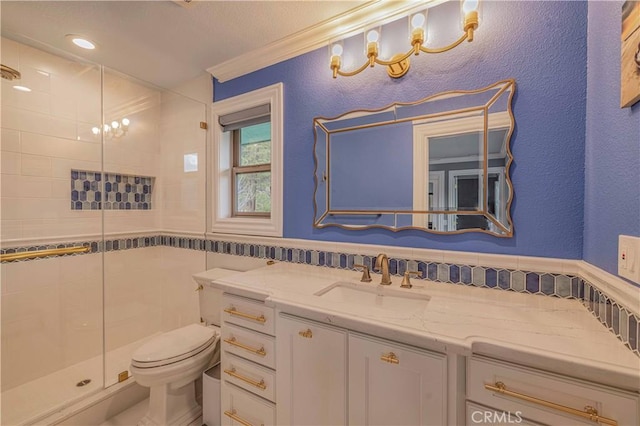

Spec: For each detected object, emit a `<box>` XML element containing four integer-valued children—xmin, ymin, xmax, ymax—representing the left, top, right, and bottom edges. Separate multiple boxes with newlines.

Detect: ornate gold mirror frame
<box><xmin>313</xmin><ymin>79</ymin><xmax>516</xmax><ymax>237</ymax></box>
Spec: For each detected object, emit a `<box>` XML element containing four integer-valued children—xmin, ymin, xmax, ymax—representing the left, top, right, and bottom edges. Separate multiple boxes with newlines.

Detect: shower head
<box><xmin>1</xmin><ymin>64</ymin><xmax>21</xmax><ymax>80</ymax></box>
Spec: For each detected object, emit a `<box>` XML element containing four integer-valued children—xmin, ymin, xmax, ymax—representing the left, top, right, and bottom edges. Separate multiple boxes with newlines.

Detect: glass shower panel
<box><xmin>102</xmin><ymin>68</ymin><xmax>207</xmax><ymax>387</ymax></box>
<box><xmin>1</xmin><ymin>37</ymin><xmax>104</xmax><ymax>425</ymax></box>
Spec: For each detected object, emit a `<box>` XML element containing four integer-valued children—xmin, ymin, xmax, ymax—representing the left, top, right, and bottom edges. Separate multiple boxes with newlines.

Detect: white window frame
<box><xmin>211</xmin><ymin>83</ymin><xmax>283</xmax><ymax>237</ymax></box>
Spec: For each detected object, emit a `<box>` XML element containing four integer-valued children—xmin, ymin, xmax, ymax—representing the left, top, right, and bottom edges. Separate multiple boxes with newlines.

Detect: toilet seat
<box><xmin>132</xmin><ymin>324</ymin><xmax>218</xmax><ymax>369</ymax></box>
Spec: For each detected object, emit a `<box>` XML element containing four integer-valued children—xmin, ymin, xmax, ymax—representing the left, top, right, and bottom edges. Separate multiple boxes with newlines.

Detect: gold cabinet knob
<box><xmin>380</xmin><ymin>352</ymin><xmax>399</xmax><ymax>364</ymax></box>
<box><xmin>298</xmin><ymin>329</ymin><xmax>313</xmax><ymax>338</ymax></box>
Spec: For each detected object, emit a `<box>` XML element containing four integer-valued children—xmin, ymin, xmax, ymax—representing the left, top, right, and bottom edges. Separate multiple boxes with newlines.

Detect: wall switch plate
<box><xmin>618</xmin><ymin>235</ymin><xmax>640</xmax><ymax>283</ymax></box>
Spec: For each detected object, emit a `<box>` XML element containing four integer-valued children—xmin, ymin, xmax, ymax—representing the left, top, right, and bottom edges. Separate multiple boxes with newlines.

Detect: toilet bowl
<box><xmin>130</xmin><ymin>268</ymin><xmax>239</xmax><ymax>426</ymax></box>
<box><xmin>131</xmin><ymin>323</ymin><xmax>221</xmax><ymax>426</ymax></box>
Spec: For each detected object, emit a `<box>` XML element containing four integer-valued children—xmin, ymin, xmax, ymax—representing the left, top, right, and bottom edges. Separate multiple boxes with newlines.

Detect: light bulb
<box><xmin>91</xmin><ymin>127</ymin><xmax>100</xmax><ymax>135</ymax></box>
<box><xmin>366</xmin><ymin>30</ymin><xmax>379</xmax><ymax>43</ymax></box>
<box><xmin>13</xmin><ymin>85</ymin><xmax>31</xmax><ymax>92</ymax></box>
<box><xmin>103</xmin><ymin>124</ymin><xmax>110</xmax><ymax>132</ymax></box>
<box><xmin>462</xmin><ymin>0</ymin><xmax>479</xmax><ymax>14</ymax></box>
<box><xmin>331</xmin><ymin>44</ymin><xmax>343</xmax><ymax>57</ymax></box>
<box><xmin>411</xmin><ymin>13</ymin><xmax>426</xmax><ymax>29</ymax></box>
<box><xmin>111</xmin><ymin>121</ymin><xmax>119</xmax><ymax>129</ymax></box>
<box><xmin>121</xmin><ymin>118</ymin><xmax>130</xmax><ymax>126</ymax></box>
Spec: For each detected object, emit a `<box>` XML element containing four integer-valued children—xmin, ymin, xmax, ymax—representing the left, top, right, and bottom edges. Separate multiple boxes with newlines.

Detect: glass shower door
<box><xmin>1</xmin><ymin>37</ymin><xmax>105</xmax><ymax>425</ymax></box>
<box><xmin>101</xmin><ymin>68</ymin><xmax>208</xmax><ymax>388</ymax></box>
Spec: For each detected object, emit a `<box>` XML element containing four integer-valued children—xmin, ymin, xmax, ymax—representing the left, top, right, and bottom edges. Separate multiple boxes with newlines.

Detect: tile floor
<box><xmin>100</xmin><ymin>399</ymin><xmax>202</xmax><ymax>426</ymax></box>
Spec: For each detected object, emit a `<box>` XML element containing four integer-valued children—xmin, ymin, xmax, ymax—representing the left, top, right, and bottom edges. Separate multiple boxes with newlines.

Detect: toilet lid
<box><xmin>132</xmin><ymin>324</ymin><xmax>217</xmax><ymax>367</ymax></box>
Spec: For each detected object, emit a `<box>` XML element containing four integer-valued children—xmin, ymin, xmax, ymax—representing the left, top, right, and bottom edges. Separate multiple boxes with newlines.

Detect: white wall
<box><xmin>1</xmin><ymin>37</ymin><xmax>103</xmax><ymax>240</ymax></box>
<box><xmin>158</xmin><ymin>89</ymin><xmax>207</xmax><ymax>232</ymax></box>
<box><xmin>1</xmin><ymin>253</ymin><xmax>103</xmax><ymax>390</ymax></box>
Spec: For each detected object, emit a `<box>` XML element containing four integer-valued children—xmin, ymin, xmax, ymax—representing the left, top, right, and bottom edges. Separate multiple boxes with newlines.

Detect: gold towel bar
<box><xmin>224</xmin><ymin>409</ymin><xmax>262</xmax><ymax>426</ymax></box>
<box><xmin>0</xmin><ymin>246</ymin><xmax>90</xmax><ymax>262</ymax></box>
<box><xmin>223</xmin><ymin>337</ymin><xmax>266</xmax><ymax>356</ymax></box>
<box><xmin>485</xmin><ymin>382</ymin><xmax>617</xmax><ymax>426</ymax></box>
<box><xmin>224</xmin><ymin>307</ymin><xmax>266</xmax><ymax>323</ymax></box>
<box><xmin>224</xmin><ymin>368</ymin><xmax>267</xmax><ymax>390</ymax></box>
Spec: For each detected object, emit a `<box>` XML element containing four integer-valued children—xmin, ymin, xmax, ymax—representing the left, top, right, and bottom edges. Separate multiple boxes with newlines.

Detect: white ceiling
<box><xmin>0</xmin><ymin>0</ymin><xmax>367</xmax><ymax>89</ymax></box>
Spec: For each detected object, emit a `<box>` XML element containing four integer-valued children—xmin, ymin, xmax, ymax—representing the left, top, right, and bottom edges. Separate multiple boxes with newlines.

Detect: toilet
<box><xmin>130</xmin><ymin>268</ymin><xmax>237</xmax><ymax>426</ymax></box>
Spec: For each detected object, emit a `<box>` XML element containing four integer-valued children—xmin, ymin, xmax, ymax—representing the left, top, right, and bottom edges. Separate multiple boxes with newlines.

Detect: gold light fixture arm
<box><xmin>419</xmin><ymin>32</ymin><xmax>469</xmax><ymax>54</ymax></box>
<box><xmin>333</xmin><ymin>61</ymin><xmax>373</xmax><ymax>78</ymax></box>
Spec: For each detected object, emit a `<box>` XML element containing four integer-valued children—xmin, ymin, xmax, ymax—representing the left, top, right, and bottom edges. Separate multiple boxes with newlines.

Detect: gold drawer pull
<box><xmin>380</xmin><ymin>352</ymin><xmax>399</xmax><ymax>364</ymax></box>
<box><xmin>224</xmin><ymin>336</ymin><xmax>266</xmax><ymax>356</ymax></box>
<box><xmin>485</xmin><ymin>382</ymin><xmax>617</xmax><ymax>426</ymax></box>
<box><xmin>224</xmin><ymin>409</ymin><xmax>263</xmax><ymax>426</ymax></box>
<box><xmin>224</xmin><ymin>306</ymin><xmax>266</xmax><ymax>323</ymax></box>
<box><xmin>298</xmin><ymin>329</ymin><xmax>313</xmax><ymax>338</ymax></box>
<box><xmin>224</xmin><ymin>367</ymin><xmax>267</xmax><ymax>390</ymax></box>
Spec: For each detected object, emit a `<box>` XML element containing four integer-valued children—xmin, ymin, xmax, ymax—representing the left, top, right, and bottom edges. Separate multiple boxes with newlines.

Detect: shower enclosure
<box><xmin>1</xmin><ymin>37</ymin><xmax>208</xmax><ymax>425</ymax></box>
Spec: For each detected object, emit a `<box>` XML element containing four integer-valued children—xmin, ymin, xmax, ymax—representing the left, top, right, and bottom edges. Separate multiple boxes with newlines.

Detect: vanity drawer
<box><xmin>466</xmin><ymin>401</ymin><xmax>546</xmax><ymax>426</ymax></box>
<box><xmin>467</xmin><ymin>356</ymin><xmax>639</xmax><ymax>426</ymax></box>
<box><xmin>222</xmin><ymin>352</ymin><xmax>275</xmax><ymax>403</ymax></box>
<box><xmin>222</xmin><ymin>323</ymin><xmax>276</xmax><ymax>369</ymax></box>
<box><xmin>222</xmin><ymin>293</ymin><xmax>275</xmax><ymax>335</ymax></box>
<box><xmin>221</xmin><ymin>381</ymin><xmax>276</xmax><ymax>426</ymax></box>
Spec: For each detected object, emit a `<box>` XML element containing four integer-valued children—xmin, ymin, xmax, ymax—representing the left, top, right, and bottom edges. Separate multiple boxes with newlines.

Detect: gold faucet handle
<box><xmin>353</xmin><ymin>264</ymin><xmax>372</xmax><ymax>282</ymax></box>
<box><xmin>400</xmin><ymin>271</ymin><xmax>421</xmax><ymax>288</ymax></box>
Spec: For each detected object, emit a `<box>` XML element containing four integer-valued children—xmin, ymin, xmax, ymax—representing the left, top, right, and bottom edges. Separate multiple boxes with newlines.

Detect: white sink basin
<box><xmin>315</xmin><ymin>281</ymin><xmax>430</xmax><ymax>312</ymax></box>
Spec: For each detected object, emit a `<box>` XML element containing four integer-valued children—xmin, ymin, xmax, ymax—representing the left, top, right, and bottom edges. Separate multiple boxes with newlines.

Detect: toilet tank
<box><xmin>197</xmin><ymin>268</ymin><xmax>239</xmax><ymax>326</ymax></box>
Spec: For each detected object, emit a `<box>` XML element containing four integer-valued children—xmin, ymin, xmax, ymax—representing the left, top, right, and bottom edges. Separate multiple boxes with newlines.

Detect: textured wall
<box><xmin>215</xmin><ymin>1</ymin><xmax>588</xmax><ymax>259</ymax></box>
<box><xmin>584</xmin><ymin>1</ymin><xmax>640</xmax><ymax>284</ymax></box>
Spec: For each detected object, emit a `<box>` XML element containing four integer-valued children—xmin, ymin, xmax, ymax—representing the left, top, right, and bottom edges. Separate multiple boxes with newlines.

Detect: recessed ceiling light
<box><xmin>66</xmin><ymin>34</ymin><xmax>96</xmax><ymax>50</ymax></box>
<box><xmin>13</xmin><ymin>85</ymin><xmax>31</xmax><ymax>92</ymax></box>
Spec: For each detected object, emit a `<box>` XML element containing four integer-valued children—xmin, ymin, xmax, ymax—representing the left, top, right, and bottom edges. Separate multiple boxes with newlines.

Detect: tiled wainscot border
<box><xmin>1</xmin><ymin>235</ymin><xmax>638</xmax><ymax>356</ymax></box>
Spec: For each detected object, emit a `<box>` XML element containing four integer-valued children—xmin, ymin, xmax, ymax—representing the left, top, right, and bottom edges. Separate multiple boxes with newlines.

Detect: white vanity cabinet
<box><xmin>467</xmin><ymin>355</ymin><xmax>640</xmax><ymax>426</ymax></box>
<box><xmin>349</xmin><ymin>333</ymin><xmax>447</xmax><ymax>425</ymax></box>
<box><xmin>276</xmin><ymin>313</ymin><xmax>448</xmax><ymax>426</ymax></box>
<box><xmin>220</xmin><ymin>293</ymin><xmax>277</xmax><ymax>426</ymax></box>
<box><xmin>276</xmin><ymin>313</ymin><xmax>348</xmax><ymax>425</ymax></box>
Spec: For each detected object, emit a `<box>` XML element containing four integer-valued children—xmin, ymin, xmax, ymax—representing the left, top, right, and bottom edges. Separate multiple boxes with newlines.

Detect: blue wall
<box><xmin>215</xmin><ymin>1</ymin><xmax>588</xmax><ymax>259</ymax></box>
<box><xmin>584</xmin><ymin>1</ymin><xmax>640</xmax><ymax>285</ymax></box>
<box><xmin>330</xmin><ymin>123</ymin><xmax>413</xmax><ymax>210</ymax></box>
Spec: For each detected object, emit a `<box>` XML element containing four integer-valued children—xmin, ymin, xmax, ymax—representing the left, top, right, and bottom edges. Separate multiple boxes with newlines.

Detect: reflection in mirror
<box><xmin>313</xmin><ymin>79</ymin><xmax>515</xmax><ymax>237</ymax></box>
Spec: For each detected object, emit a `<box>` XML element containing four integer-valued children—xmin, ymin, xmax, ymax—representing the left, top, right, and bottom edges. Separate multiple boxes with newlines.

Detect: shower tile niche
<box><xmin>71</xmin><ymin>169</ymin><xmax>154</xmax><ymax>210</ymax></box>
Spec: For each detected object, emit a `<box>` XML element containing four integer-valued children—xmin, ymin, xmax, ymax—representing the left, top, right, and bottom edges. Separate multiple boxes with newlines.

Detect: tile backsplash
<box><xmin>70</xmin><ymin>170</ymin><xmax>154</xmax><ymax>210</ymax></box>
<box><xmin>1</xmin><ymin>233</ymin><xmax>638</xmax><ymax>356</ymax></box>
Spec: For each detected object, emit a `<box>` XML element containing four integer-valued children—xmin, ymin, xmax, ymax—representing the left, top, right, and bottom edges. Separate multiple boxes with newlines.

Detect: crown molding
<box><xmin>207</xmin><ymin>0</ymin><xmax>445</xmax><ymax>83</ymax></box>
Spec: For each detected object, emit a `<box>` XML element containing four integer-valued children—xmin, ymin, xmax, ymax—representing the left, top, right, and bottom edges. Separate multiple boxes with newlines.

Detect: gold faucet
<box><xmin>374</xmin><ymin>253</ymin><xmax>392</xmax><ymax>285</ymax></box>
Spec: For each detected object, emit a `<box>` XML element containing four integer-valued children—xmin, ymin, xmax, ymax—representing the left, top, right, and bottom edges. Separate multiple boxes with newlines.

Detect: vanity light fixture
<box><xmin>92</xmin><ymin>118</ymin><xmax>130</xmax><ymax>138</ymax></box>
<box><xmin>330</xmin><ymin>0</ymin><xmax>480</xmax><ymax>79</ymax></box>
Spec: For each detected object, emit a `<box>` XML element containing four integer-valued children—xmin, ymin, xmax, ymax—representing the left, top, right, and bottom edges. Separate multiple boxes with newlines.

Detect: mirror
<box><xmin>313</xmin><ymin>79</ymin><xmax>515</xmax><ymax>237</ymax></box>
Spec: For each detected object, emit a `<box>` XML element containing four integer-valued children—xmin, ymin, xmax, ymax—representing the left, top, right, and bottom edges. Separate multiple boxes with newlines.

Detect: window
<box><xmin>231</xmin><ymin>121</ymin><xmax>271</xmax><ymax>216</ymax></box>
<box><xmin>211</xmin><ymin>83</ymin><xmax>283</xmax><ymax>237</ymax></box>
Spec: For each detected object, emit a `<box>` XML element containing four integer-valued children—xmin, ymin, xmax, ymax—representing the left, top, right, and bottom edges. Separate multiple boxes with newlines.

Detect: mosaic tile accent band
<box><xmin>70</xmin><ymin>170</ymin><xmax>154</xmax><ymax>210</ymax></box>
<box><xmin>2</xmin><ymin>235</ymin><xmax>638</xmax><ymax>356</ymax></box>
<box><xmin>582</xmin><ymin>281</ymin><xmax>639</xmax><ymax>355</ymax></box>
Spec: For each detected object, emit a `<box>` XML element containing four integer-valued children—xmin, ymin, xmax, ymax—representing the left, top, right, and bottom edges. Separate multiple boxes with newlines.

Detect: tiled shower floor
<box><xmin>1</xmin><ymin>334</ymin><xmax>159</xmax><ymax>426</ymax></box>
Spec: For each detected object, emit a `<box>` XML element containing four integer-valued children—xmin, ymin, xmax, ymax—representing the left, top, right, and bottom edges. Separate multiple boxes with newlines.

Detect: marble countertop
<box><xmin>193</xmin><ymin>263</ymin><xmax>640</xmax><ymax>391</ymax></box>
